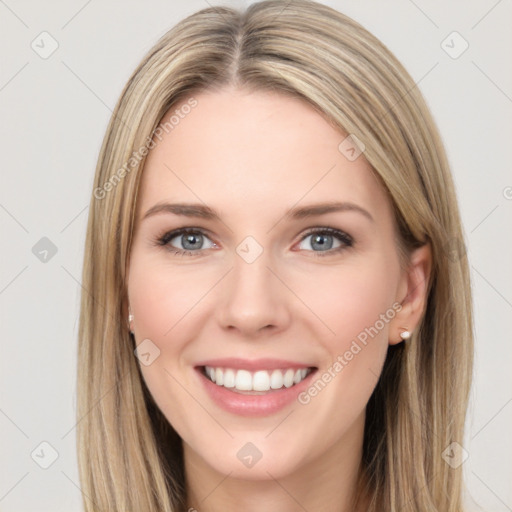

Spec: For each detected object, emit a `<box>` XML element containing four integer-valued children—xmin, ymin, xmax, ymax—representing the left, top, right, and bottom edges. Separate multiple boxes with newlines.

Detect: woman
<box><xmin>78</xmin><ymin>1</ymin><xmax>474</xmax><ymax>510</ymax></box>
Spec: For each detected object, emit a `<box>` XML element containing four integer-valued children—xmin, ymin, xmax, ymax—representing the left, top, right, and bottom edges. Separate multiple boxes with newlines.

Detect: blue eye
<box><xmin>297</xmin><ymin>227</ymin><xmax>353</xmax><ymax>256</ymax></box>
<box><xmin>156</xmin><ymin>228</ymin><xmax>216</xmax><ymax>256</ymax></box>
<box><xmin>155</xmin><ymin>226</ymin><xmax>353</xmax><ymax>257</ymax></box>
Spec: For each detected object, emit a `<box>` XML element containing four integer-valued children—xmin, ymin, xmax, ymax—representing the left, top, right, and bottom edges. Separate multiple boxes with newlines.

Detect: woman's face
<box><xmin>127</xmin><ymin>87</ymin><xmax>425</xmax><ymax>480</ymax></box>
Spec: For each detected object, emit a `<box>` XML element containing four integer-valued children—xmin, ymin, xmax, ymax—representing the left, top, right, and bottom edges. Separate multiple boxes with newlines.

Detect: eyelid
<box><xmin>299</xmin><ymin>226</ymin><xmax>353</xmax><ymax>244</ymax></box>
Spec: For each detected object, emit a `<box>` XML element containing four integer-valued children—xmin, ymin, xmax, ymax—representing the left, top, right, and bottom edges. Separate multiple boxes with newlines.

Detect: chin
<box><xmin>192</xmin><ymin>435</ymin><xmax>308</xmax><ymax>480</ymax></box>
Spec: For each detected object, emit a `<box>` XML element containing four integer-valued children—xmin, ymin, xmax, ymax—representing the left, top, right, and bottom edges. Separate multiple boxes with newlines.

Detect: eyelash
<box><xmin>154</xmin><ymin>227</ymin><xmax>354</xmax><ymax>258</ymax></box>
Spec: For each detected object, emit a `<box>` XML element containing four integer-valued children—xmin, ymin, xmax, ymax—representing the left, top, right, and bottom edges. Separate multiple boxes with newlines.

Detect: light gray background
<box><xmin>1</xmin><ymin>1</ymin><xmax>511</xmax><ymax>510</ymax></box>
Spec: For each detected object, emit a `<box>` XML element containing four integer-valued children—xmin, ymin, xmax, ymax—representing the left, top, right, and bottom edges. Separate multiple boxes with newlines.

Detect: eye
<box><xmin>154</xmin><ymin>226</ymin><xmax>353</xmax><ymax>257</ymax></box>
<box><xmin>156</xmin><ymin>228</ymin><xmax>216</xmax><ymax>256</ymax></box>
<box><xmin>296</xmin><ymin>227</ymin><xmax>353</xmax><ymax>256</ymax></box>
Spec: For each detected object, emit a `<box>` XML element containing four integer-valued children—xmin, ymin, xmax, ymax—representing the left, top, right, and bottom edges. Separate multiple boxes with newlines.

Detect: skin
<box><xmin>126</xmin><ymin>87</ymin><xmax>431</xmax><ymax>512</ymax></box>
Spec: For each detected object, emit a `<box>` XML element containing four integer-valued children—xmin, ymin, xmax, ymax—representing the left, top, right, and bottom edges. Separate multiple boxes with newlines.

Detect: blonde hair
<box><xmin>77</xmin><ymin>1</ymin><xmax>474</xmax><ymax>510</ymax></box>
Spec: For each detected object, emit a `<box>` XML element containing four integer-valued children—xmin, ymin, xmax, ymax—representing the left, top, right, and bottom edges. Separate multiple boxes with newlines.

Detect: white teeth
<box><xmin>203</xmin><ymin>366</ymin><xmax>312</xmax><ymax>392</ymax></box>
<box><xmin>270</xmin><ymin>369</ymin><xmax>283</xmax><ymax>389</ymax></box>
<box><xmin>235</xmin><ymin>369</ymin><xmax>252</xmax><ymax>391</ymax></box>
<box><xmin>283</xmin><ymin>369</ymin><xmax>294</xmax><ymax>388</ymax></box>
<box><xmin>253</xmin><ymin>370</ymin><xmax>270</xmax><ymax>391</ymax></box>
<box><xmin>223</xmin><ymin>368</ymin><xmax>235</xmax><ymax>388</ymax></box>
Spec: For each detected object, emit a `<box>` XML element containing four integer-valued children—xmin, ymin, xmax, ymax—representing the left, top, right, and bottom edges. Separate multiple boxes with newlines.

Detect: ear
<box><xmin>123</xmin><ymin>277</ymin><xmax>132</xmax><ymax>333</ymax></box>
<box><xmin>123</xmin><ymin>260</ymin><xmax>133</xmax><ymax>330</ymax></box>
<box><xmin>121</xmin><ymin>296</ymin><xmax>133</xmax><ymax>333</ymax></box>
<box><xmin>389</xmin><ymin>243</ymin><xmax>432</xmax><ymax>345</ymax></box>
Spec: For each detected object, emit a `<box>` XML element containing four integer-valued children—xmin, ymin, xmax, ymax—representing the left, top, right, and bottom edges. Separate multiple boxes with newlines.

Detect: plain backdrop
<box><xmin>0</xmin><ymin>0</ymin><xmax>511</xmax><ymax>510</ymax></box>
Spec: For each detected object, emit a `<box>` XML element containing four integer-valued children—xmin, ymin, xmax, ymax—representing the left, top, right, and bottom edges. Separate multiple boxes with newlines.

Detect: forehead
<box><xmin>137</xmin><ymin>88</ymin><xmax>390</xmax><ymax>224</ymax></box>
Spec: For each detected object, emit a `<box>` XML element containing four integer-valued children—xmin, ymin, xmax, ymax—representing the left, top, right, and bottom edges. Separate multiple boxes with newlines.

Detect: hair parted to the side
<box><xmin>77</xmin><ymin>1</ymin><xmax>474</xmax><ymax>510</ymax></box>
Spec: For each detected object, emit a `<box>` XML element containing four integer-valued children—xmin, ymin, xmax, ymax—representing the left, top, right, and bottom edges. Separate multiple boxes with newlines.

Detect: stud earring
<box><xmin>400</xmin><ymin>329</ymin><xmax>411</xmax><ymax>340</ymax></box>
<box><xmin>128</xmin><ymin>310</ymin><xmax>134</xmax><ymax>333</ymax></box>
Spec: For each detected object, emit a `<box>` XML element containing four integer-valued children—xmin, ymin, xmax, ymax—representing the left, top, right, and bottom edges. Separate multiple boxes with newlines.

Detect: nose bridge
<box><xmin>217</xmin><ymin>238</ymin><xmax>290</xmax><ymax>334</ymax></box>
<box><xmin>233</xmin><ymin>245</ymin><xmax>273</xmax><ymax>294</ymax></box>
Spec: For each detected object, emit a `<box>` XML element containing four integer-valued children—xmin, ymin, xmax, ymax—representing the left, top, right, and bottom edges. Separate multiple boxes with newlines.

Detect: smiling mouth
<box><xmin>198</xmin><ymin>365</ymin><xmax>317</xmax><ymax>394</ymax></box>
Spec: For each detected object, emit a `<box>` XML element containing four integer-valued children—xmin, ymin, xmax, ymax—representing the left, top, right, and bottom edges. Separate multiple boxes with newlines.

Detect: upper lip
<box><xmin>195</xmin><ymin>357</ymin><xmax>317</xmax><ymax>371</ymax></box>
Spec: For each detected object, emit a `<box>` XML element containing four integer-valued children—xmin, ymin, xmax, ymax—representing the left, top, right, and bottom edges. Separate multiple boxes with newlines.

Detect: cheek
<box><xmin>128</xmin><ymin>257</ymin><xmax>211</xmax><ymax>342</ymax></box>
<box><xmin>290</xmin><ymin>256</ymin><xmax>398</xmax><ymax>429</ymax></box>
<box><xmin>127</xmin><ymin>255</ymin><xmax>218</xmax><ymax>413</ymax></box>
<box><xmin>290</xmin><ymin>257</ymin><xmax>397</xmax><ymax>409</ymax></box>
<box><xmin>127</xmin><ymin>256</ymin><xmax>204</xmax><ymax>433</ymax></box>
<box><xmin>293</xmin><ymin>256</ymin><xmax>399</xmax><ymax>348</ymax></box>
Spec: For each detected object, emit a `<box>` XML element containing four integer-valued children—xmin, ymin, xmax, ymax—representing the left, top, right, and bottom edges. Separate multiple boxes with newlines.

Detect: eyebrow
<box><xmin>142</xmin><ymin>201</ymin><xmax>374</xmax><ymax>223</ymax></box>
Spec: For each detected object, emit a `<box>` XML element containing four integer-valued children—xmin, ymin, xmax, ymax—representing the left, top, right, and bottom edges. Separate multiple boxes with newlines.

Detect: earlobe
<box><xmin>128</xmin><ymin>310</ymin><xmax>134</xmax><ymax>328</ymax></box>
<box><xmin>390</xmin><ymin>243</ymin><xmax>432</xmax><ymax>345</ymax></box>
<box><xmin>128</xmin><ymin>307</ymin><xmax>134</xmax><ymax>334</ymax></box>
<box><xmin>399</xmin><ymin>329</ymin><xmax>411</xmax><ymax>341</ymax></box>
<box><xmin>123</xmin><ymin>294</ymin><xmax>134</xmax><ymax>334</ymax></box>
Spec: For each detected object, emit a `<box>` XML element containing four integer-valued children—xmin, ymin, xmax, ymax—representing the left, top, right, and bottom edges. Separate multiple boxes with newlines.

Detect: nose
<box><xmin>215</xmin><ymin>248</ymin><xmax>291</xmax><ymax>337</ymax></box>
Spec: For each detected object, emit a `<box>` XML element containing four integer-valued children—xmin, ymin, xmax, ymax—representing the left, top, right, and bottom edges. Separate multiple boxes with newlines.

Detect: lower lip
<box><xmin>195</xmin><ymin>367</ymin><xmax>317</xmax><ymax>417</ymax></box>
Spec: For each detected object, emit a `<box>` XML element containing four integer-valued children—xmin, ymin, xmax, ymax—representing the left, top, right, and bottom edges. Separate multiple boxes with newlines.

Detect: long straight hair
<box><xmin>77</xmin><ymin>1</ymin><xmax>474</xmax><ymax>510</ymax></box>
